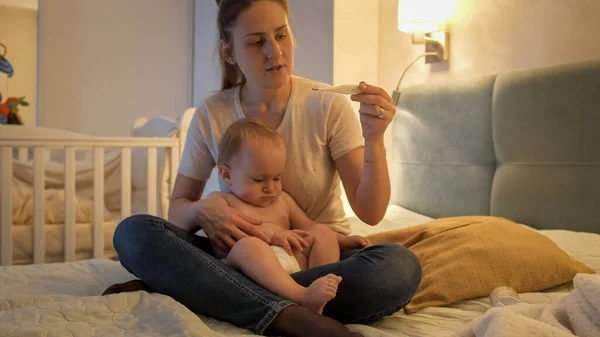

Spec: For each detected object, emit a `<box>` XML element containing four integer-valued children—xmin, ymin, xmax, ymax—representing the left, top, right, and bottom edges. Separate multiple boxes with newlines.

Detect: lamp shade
<box><xmin>397</xmin><ymin>0</ymin><xmax>455</xmax><ymax>33</ymax></box>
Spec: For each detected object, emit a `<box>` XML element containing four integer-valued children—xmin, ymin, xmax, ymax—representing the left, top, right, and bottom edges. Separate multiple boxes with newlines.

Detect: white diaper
<box><xmin>271</xmin><ymin>245</ymin><xmax>301</xmax><ymax>274</ymax></box>
<box><xmin>221</xmin><ymin>245</ymin><xmax>302</xmax><ymax>274</ymax></box>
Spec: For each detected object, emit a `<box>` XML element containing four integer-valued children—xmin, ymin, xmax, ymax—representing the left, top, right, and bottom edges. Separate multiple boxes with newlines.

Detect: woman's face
<box><xmin>228</xmin><ymin>1</ymin><xmax>294</xmax><ymax>90</ymax></box>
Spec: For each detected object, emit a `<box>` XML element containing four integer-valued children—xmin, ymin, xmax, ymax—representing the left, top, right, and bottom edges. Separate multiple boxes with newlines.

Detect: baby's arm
<box><xmin>280</xmin><ymin>192</ymin><xmax>320</xmax><ymax>231</ymax></box>
<box><xmin>281</xmin><ymin>192</ymin><xmax>340</xmax><ymax>266</ymax></box>
<box><xmin>280</xmin><ymin>192</ymin><xmax>370</xmax><ymax>251</ymax></box>
<box><xmin>281</xmin><ymin>191</ymin><xmax>342</xmax><ymax>245</ymax></box>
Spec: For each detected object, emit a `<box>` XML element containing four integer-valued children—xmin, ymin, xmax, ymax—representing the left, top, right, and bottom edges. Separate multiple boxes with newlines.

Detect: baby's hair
<box><xmin>218</xmin><ymin>117</ymin><xmax>284</xmax><ymax>166</ymax></box>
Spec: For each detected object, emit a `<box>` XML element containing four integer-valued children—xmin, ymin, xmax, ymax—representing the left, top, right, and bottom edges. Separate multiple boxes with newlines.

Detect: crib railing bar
<box><xmin>121</xmin><ymin>147</ymin><xmax>132</xmax><ymax>219</ymax></box>
<box><xmin>1</xmin><ymin>141</ymin><xmax>180</xmax><ymax>266</ymax></box>
<box><xmin>93</xmin><ymin>148</ymin><xmax>104</xmax><ymax>259</ymax></box>
<box><xmin>170</xmin><ymin>144</ymin><xmax>179</xmax><ymax>195</ymax></box>
<box><xmin>0</xmin><ymin>138</ymin><xmax>179</xmax><ymax>148</ymax></box>
<box><xmin>164</xmin><ymin>145</ymin><xmax>179</xmax><ymax>218</ymax></box>
<box><xmin>33</xmin><ymin>147</ymin><xmax>47</xmax><ymax>264</ymax></box>
<box><xmin>18</xmin><ymin>147</ymin><xmax>28</xmax><ymax>162</ymax></box>
<box><xmin>179</xmin><ymin>130</ymin><xmax>186</xmax><ymax>159</ymax></box>
<box><xmin>147</xmin><ymin>147</ymin><xmax>157</xmax><ymax>216</ymax></box>
<box><xmin>64</xmin><ymin>147</ymin><xmax>76</xmax><ymax>262</ymax></box>
<box><xmin>1</xmin><ymin>147</ymin><xmax>13</xmax><ymax>266</ymax></box>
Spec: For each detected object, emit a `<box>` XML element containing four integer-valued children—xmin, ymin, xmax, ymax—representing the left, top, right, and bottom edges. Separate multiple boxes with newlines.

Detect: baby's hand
<box><xmin>271</xmin><ymin>229</ymin><xmax>310</xmax><ymax>256</ymax></box>
<box><xmin>340</xmin><ymin>235</ymin><xmax>372</xmax><ymax>251</ymax></box>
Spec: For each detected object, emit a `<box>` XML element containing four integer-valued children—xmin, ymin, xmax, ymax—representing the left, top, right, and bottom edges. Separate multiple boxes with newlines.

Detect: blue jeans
<box><xmin>113</xmin><ymin>214</ymin><xmax>422</xmax><ymax>334</ymax></box>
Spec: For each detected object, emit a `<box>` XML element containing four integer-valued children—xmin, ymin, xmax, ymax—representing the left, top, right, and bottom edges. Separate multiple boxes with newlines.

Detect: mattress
<box><xmin>11</xmin><ymin>215</ymin><xmax>120</xmax><ymax>265</ymax></box>
<box><xmin>1</xmin><ymin>205</ymin><xmax>598</xmax><ymax>337</ymax></box>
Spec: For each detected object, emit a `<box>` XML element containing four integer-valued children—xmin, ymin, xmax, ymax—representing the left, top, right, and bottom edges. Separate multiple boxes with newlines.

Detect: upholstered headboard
<box><xmin>392</xmin><ymin>59</ymin><xmax>600</xmax><ymax>234</ymax></box>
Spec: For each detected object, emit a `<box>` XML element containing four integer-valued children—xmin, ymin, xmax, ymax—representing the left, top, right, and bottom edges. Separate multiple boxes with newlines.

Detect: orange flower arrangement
<box><xmin>1</xmin><ymin>42</ymin><xmax>26</xmax><ymax>125</ymax></box>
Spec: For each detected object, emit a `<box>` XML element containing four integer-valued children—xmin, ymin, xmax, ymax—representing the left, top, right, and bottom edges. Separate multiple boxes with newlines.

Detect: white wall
<box><xmin>333</xmin><ymin>1</ymin><xmax>379</xmax><ymax>87</ymax></box>
<box><xmin>378</xmin><ymin>0</ymin><xmax>600</xmax><ymax>94</ymax></box>
<box><xmin>0</xmin><ymin>5</ymin><xmax>36</xmax><ymax>126</ymax></box>
<box><xmin>192</xmin><ymin>0</ymin><xmax>220</xmax><ymax>107</ymax></box>
<box><xmin>38</xmin><ymin>0</ymin><xmax>194</xmax><ymax>136</ymax></box>
<box><xmin>332</xmin><ymin>0</ymin><xmax>380</xmax><ymax>212</ymax></box>
<box><xmin>288</xmin><ymin>0</ymin><xmax>334</xmax><ymax>85</ymax></box>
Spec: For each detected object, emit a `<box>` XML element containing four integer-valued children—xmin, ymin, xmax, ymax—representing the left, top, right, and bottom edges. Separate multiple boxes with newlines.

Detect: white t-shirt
<box><xmin>178</xmin><ymin>75</ymin><xmax>364</xmax><ymax>235</ymax></box>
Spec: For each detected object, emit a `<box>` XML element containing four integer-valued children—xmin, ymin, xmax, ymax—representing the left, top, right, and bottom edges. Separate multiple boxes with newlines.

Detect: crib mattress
<box><xmin>11</xmin><ymin>216</ymin><xmax>121</xmax><ymax>265</ymax></box>
<box><xmin>1</xmin><ymin>206</ymin><xmax>599</xmax><ymax>337</ymax></box>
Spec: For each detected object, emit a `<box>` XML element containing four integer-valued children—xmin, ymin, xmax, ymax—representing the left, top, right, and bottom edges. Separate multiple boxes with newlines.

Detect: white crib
<box><xmin>0</xmin><ymin>108</ymin><xmax>196</xmax><ymax>266</ymax></box>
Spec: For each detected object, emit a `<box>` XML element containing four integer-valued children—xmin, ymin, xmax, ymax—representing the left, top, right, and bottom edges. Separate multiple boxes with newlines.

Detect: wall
<box><xmin>288</xmin><ymin>0</ymin><xmax>334</xmax><ymax>85</ymax></box>
<box><xmin>192</xmin><ymin>0</ymin><xmax>220</xmax><ymax>107</ymax></box>
<box><xmin>38</xmin><ymin>0</ymin><xmax>194</xmax><ymax>136</ymax></box>
<box><xmin>0</xmin><ymin>5</ymin><xmax>37</xmax><ymax>126</ymax></box>
<box><xmin>378</xmin><ymin>0</ymin><xmax>600</xmax><ymax>94</ymax></box>
<box><xmin>332</xmin><ymin>0</ymin><xmax>380</xmax><ymax>212</ymax></box>
<box><xmin>333</xmin><ymin>1</ymin><xmax>379</xmax><ymax>88</ymax></box>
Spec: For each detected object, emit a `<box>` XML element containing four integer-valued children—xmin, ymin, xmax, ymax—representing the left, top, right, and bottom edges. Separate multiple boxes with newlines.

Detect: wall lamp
<box><xmin>392</xmin><ymin>0</ymin><xmax>454</xmax><ymax>105</ymax></box>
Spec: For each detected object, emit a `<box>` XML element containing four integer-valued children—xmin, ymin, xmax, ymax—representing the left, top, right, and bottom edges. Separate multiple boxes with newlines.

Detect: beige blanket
<box><xmin>10</xmin><ymin>183</ymin><xmax>111</xmax><ymax>225</ymax></box>
<box><xmin>3</xmin><ymin>147</ymin><xmax>122</xmax><ymax>224</ymax></box>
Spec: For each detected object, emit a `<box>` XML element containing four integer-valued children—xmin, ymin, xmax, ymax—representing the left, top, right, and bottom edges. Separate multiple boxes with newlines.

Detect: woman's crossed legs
<box><xmin>106</xmin><ymin>214</ymin><xmax>422</xmax><ymax>336</ymax></box>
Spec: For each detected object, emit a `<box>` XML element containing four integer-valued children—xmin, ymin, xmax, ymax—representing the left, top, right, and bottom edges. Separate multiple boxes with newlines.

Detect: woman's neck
<box><xmin>240</xmin><ymin>78</ymin><xmax>292</xmax><ymax>118</ymax></box>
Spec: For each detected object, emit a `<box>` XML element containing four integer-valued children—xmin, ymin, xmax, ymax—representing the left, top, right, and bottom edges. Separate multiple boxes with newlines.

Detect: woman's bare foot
<box><xmin>302</xmin><ymin>274</ymin><xmax>342</xmax><ymax>314</ymax></box>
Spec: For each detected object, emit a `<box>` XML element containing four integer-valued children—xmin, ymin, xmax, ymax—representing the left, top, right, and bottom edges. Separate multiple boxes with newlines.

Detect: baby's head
<box><xmin>218</xmin><ymin>118</ymin><xmax>286</xmax><ymax>207</ymax></box>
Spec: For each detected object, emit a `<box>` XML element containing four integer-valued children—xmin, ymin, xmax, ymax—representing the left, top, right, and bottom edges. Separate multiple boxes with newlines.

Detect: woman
<box><xmin>105</xmin><ymin>1</ymin><xmax>422</xmax><ymax>336</ymax></box>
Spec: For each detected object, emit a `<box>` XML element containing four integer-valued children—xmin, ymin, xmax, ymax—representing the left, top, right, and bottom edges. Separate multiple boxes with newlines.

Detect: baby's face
<box><xmin>227</xmin><ymin>139</ymin><xmax>286</xmax><ymax>207</ymax></box>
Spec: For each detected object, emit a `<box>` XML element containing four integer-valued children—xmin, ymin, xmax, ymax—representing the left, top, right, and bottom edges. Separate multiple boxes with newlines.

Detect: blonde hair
<box><xmin>218</xmin><ymin>117</ymin><xmax>284</xmax><ymax>166</ymax></box>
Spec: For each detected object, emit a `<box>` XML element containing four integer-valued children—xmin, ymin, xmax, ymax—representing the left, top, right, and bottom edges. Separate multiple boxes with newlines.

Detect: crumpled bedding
<box><xmin>453</xmin><ymin>273</ymin><xmax>600</xmax><ymax>337</ymax></box>
<box><xmin>3</xmin><ymin>147</ymin><xmax>121</xmax><ymax>225</ymax></box>
<box><xmin>10</xmin><ymin>183</ymin><xmax>112</xmax><ymax>225</ymax></box>
<box><xmin>0</xmin><ymin>206</ymin><xmax>599</xmax><ymax>337</ymax></box>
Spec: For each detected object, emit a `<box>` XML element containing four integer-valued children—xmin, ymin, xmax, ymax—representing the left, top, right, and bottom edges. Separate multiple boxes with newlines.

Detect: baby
<box><xmin>206</xmin><ymin>117</ymin><xmax>342</xmax><ymax>314</ymax></box>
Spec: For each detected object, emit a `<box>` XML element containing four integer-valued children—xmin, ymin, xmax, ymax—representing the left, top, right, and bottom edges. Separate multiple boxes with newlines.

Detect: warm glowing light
<box><xmin>397</xmin><ymin>0</ymin><xmax>456</xmax><ymax>33</ymax></box>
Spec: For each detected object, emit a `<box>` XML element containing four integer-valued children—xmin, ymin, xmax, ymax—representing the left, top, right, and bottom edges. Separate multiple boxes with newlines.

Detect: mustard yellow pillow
<box><xmin>366</xmin><ymin>216</ymin><xmax>595</xmax><ymax>314</ymax></box>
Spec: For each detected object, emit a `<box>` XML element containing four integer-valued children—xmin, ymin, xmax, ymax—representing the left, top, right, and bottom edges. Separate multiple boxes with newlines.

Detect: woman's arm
<box><xmin>282</xmin><ymin>192</ymin><xmax>370</xmax><ymax>251</ymax></box>
<box><xmin>335</xmin><ymin>143</ymin><xmax>390</xmax><ymax>226</ymax></box>
<box><xmin>168</xmin><ymin>174</ymin><xmax>206</xmax><ymax>232</ymax></box>
<box><xmin>333</xmin><ymin>82</ymin><xmax>396</xmax><ymax>226</ymax></box>
<box><xmin>168</xmin><ymin>173</ymin><xmax>270</xmax><ymax>252</ymax></box>
<box><xmin>280</xmin><ymin>192</ymin><xmax>317</xmax><ymax>231</ymax></box>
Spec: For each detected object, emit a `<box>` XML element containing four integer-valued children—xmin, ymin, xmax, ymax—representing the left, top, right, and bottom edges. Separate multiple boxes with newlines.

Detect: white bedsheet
<box><xmin>1</xmin><ymin>205</ymin><xmax>598</xmax><ymax>337</ymax></box>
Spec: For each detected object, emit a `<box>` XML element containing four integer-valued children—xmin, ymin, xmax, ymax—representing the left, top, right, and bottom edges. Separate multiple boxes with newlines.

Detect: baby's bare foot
<box><xmin>303</xmin><ymin>274</ymin><xmax>342</xmax><ymax>314</ymax></box>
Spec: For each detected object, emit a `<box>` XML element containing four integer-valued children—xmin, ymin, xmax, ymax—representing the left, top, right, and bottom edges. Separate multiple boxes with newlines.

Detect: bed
<box><xmin>1</xmin><ymin>59</ymin><xmax>599</xmax><ymax>336</ymax></box>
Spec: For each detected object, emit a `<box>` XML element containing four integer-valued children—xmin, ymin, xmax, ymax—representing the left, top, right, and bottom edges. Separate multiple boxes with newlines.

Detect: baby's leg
<box><xmin>225</xmin><ymin>237</ymin><xmax>342</xmax><ymax>314</ymax></box>
<box><xmin>304</xmin><ymin>224</ymin><xmax>341</xmax><ymax>268</ymax></box>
